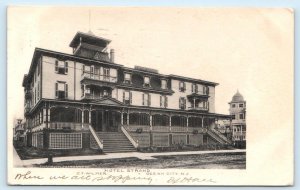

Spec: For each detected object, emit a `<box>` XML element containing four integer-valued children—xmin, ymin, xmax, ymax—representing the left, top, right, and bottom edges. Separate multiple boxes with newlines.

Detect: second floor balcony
<box><xmin>81</xmin><ymin>72</ymin><xmax>117</xmax><ymax>89</ymax></box>
<box><xmin>25</xmin><ymin>89</ymin><xmax>32</xmax><ymax>99</ymax></box>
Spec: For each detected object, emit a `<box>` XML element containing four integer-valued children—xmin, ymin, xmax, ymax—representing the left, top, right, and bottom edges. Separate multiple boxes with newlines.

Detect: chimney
<box><xmin>110</xmin><ymin>49</ymin><xmax>115</xmax><ymax>63</ymax></box>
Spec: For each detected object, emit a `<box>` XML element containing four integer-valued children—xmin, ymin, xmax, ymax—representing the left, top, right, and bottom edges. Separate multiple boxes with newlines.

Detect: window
<box><xmin>55</xmin><ymin>60</ymin><xmax>68</xmax><ymax>74</ymax></box>
<box><xmin>239</xmin><ymin>113</ymin><xmax>244</xmax><ymax>119</ymax></box>
<box><xmin>55</xmin><ymin>82</ymin><xmax>68</xmax><ymax>99</ymax></box>
<box><xmin>161</xmin><ymin>79</ymin><xmax>167</xmax><ymax>89</ymax></box>
<box><xmin>144</xmin><ymin>76</ymin><xmax>151</xmax><ymax>87</ymax></box>
<box><xmin>231</xmin><ymin>114</ymin><xmax>236</xmax><ymax>119</ymax></box>
<box><xmin>179</xmin><ymin>97</ymin><xmax>186</xmax><ymax>110</ymax></box>
<box><xmin>103</xmin><ymin>68</ymin><xmax>110</xmax><ymax>81</ymax></box>
<box><xmin>192</xmin><ymin>83</ymin><xmax>198</xmax><ymax>93</ymax></box>
<box><xmin>142</xmin><ymin>93</ymin><xmax>151</xmax><ymax>106</ymax></box>
<box><xmin>123</xmin><ymin>91</ymin><xmax>132</xmax><ymax>105</ymax></box>
<box><xmin>179</xmin><ymin>81</ymin><xmax>186</xmax><ymax>92</ymax></box>
<box><xmin>232</xmin><ymin>104</ymin><xmax>236</xmax><ymax>108</ymax></box>
<box><xmin>239</xmin><ymin>103</ymin><xmax>243</xmax><ymax>108</ymax></box>
<box><xmin>160</xmin><ymin>95</ymin><xmax>168</xmax><ymax>108</ymax></box>
<box><xmin>203</xmin><ymin>86</ymin><xmax>209</xmax><ymax>95</ymax></box>
<box><xmin>124</xmin><ymin>73</ymin><xmax>131</xmax><ymax>84</ymax></box>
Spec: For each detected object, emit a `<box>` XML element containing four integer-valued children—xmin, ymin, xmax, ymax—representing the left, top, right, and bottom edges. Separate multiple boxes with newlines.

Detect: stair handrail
<box><xmin>210</xmin><ymin>128</ymin><xmax>229</xmax><ymax>143</ymax></box>
<box><xmin>207</xmin><ymin>130</ymin><xmax>226</xmax><ymax>144</ymax></box>
<box><xmin>121</xmin><ymin>126</ymin><xmax>139</xmax><ymax>148</ymax></box>
<box><xmin>89</xmin><ymin>125</ymin><xmax>103</xmax><ymax>149</ymax></box>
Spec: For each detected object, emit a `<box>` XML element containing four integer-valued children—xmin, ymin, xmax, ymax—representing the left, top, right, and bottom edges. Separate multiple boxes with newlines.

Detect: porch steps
<box><xmin>207</xmin><ymin>130</ymin><xmax>230</xmax><ymax>144</ymax></box>
<box><xmin>95</xmin><ymin>132</ymin><xmax>136</xmax><ymax>153</ymax></box>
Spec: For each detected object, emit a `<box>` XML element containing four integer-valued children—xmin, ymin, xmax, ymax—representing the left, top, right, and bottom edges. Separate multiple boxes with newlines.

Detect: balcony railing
<box><xmin>81</xmin><ymin>72</ymin><xmax>117</xmax><ymax>83</ymax></box>
<box><xmin>188</xmin><ymin>107</ymin><xmax>209</xmax><ymax>111</ymax></box>
<box><xmin>25</xmin><ymin>89</ymin><xmax>32</xmax><ymax>99</ymax></box>
<box><xmin>49</xmin><ymin>122</ymin><xmax>90</xmax><ymax>130</ymax></box>
<box><xmin>231</xmin><ymin>119</ymin><xmax>246</xmax><ymax>124</ymax></box>
<box><xmin>81</xmin><ymin>93</ymin><xmax>110</xmax><ymax>100</ymax></box>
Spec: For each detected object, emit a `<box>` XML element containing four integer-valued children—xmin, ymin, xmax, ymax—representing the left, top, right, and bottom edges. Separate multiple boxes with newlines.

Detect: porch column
<box><xmin>88</xmin><ymin>110</ymin><xmax>91</xmax><ymax>124</ymax></box>
<box><xmin>186</xmin><ymin>115</ymin><xmax>189</xmax><ymax>132</ymax></box>
<box><xmin>81</xmin><ymin>109</ymin><xmax>84</xmax><ymax>129</ymax></box>
<box><xmin>193</xmin><ymin>98</ymin><xmax>196</xmax><ymax>108</ymax></box>
<box><xmin>149</xmin><ymin>113</ymin><xmax>152</xmax><ymax>131</ymax></box>
<box><xmin>127</xmin><ymin>110</ymin><xmax>130</xmax><ymax>125</ymax></box>
<box><xmin>169</xmin><ymin>114</ymin><xmax>172</xmax><ymax>132</ymax></box>
<box><xmin>47</xmin><ymin>108</ymin><xmax>51</xmax><ymax>123</ymax></box>
<box><xmin>121</xmin><ymin>111</ymin><xmax>124</xmax><ymax>126</ymax></box>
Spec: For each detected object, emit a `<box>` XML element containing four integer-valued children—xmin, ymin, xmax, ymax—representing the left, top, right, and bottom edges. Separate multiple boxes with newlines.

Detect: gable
<box><xmin>92</xmin><ymin>97</ymin><xmax>123</xmax><ymax>106</ymax></box>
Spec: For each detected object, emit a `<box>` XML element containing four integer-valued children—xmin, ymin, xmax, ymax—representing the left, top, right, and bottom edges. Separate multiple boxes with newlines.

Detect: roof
<box><xmin>69</xmin><ymin>31</ymin><xmax>111</xmax><ymax>48</ymax></box>
<box><xmin>231</xmin><ymin>90</ymin><xmax>245</xmax><ymax>102</ymax></box>
<box><xmin>168</xmin><ymin>74</ymin><xmax>219</xmax><ymax>86</ymax></box>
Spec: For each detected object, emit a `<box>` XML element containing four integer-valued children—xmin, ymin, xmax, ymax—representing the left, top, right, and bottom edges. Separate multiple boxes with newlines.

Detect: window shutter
<box><xmin>179</xmin><ymin>81</ymin><xmax>181</xmax><ymax>90</ymax></box>
<box><xmin>208</xmin><ymin>101</ymin><xmax>209</xmax><ymax>110</ymax></box>
<box><xmin>148</xmin><ymin>94</ymin><xmax>151</xmax><ymax>106</ymax></box>
<box><xmin>179</xmin><ymin>98</ymin><xmax>181</xmax><ymax>108</ymax></box>
<box><xmin>165</xmin><ymin>96</ymin><xmax>168</xmax><ymax>108</ymax></box>
<box><xmin>65</xmin><ymin>83</ymin><xmax>68</xmax><ymax>98</ymax></box>
<box><xmin>184</xmin><ymin>98</ymin><xmax>186</xmax><ymax>109</ymax></box>
<box><xmin>123</xmin><ymin>91</ymin><xmax>125</xmax><ymax>103</ymax></box>
<box><xmin>142</xmin><ymin>94</ymin><xmax>145</xmax><ymax>106</ymax></box>
<box><xmin>160</xmin><ymin>96</ymin><xmax>162</xmax><ymax>107</ymax></box>
<box><xmin>55</xmin><ymin>83</ymin><xmax>58</xmax><ymax>98</ymax></box>
<box><xmin>183</xmin><ymin>82</ymin><xmax>186</xmax><ymax>91</ymax></box>
<box><xmin>130</xmin><ymin>92</ymin><xmax>132</xmax><ymax>104</ymax></box>
<box><xmin>192</xmin><ymin>84</ymin><xmax>194</xmax><ymax>93</ymax></box>
<box><xmin>82</xmin><ymin>65</ymin><xmax>85</xmax><ymax>75</ymax></box>
<box><xmin>195</xmin><ymin>84</ymin><xmax>198</xmax><ymax>93</ymax></box>
<box><xmin>207</xmin><ymin>86</ymin><xmax>209</xmax><ymax>95</ymax></box>
<box><xmin>55</xmin><ymin>60</ymin><xmax>58</xmax><ymax>72</ymax></box>
<box><xmin>65</xmin><ymin>62</ymin><xmax>68</xmax><ymax>74</ymax></box>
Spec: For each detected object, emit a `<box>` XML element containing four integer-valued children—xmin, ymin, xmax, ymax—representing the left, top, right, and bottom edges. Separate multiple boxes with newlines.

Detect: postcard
<box><xmin>7</xmin><ymin>7</ymin><xmax>294</xmax><ymax>186</ymax></box>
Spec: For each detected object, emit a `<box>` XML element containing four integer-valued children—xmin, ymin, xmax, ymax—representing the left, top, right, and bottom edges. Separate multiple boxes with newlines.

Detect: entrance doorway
<box><xmin>91</xmin><ymin>110</ymin><xmax>121</xmax><ymax>132</ymax></box>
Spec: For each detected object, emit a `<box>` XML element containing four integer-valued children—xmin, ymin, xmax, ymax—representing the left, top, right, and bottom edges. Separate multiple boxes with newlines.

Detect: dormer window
<box><xmin>179</xmin><ymin>81</ymin><xmax>186</xmax><ymax>92</ymax></box>
<box><xmin>124</xmin><ymin>73</ymin><xmax>131</xmax><ymax>84</ymax></box>
<box><xmin>55</xmin><ymin>60</ymin><xmax>68</xmax><ymax>74</ymax></box>
<box><xmin>144</xmin><ymin>76</ymin><xmax>151</xmax><ymax>87</ymax></box>
<box><xmin>55</xmin><ymin>81</ymin><xmax>68</xmax><ymax>99</ymax></box>
<box><xmin>192</xmin><ymin>83</ymin><xmax>198</xmax><ymax>93</ymax></box>
<box><xmin>161</xmin><ymin>79</ymin><xmax>167</xmax><ymax>90</ymax></box>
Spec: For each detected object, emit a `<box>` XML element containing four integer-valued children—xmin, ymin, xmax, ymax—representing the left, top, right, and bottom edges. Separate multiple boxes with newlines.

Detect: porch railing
<box><xmin>152</xmin><ymin>126</ymin><xmax>170</xmax><ymax>132</ymax></box>
<box><xmin>48</xmin><ymin>122</ymin><xmax>89</xmax><ymax>130</ymax></box>
<box><xmin>124</xmin><ymin>125</ymin><xmax>151</xmax><ymax>132</ymax></box>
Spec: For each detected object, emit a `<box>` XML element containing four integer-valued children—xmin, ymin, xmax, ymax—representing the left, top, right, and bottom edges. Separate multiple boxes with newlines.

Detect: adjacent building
<box><xmin>229</xmin><ymin>91</ymin><xmax>246</xmax><ymax>148</ymax></box>
<box><xmin>22</xmin><ymin>31</ymin><xmax>232</xmax><ymax>152</ymax></box>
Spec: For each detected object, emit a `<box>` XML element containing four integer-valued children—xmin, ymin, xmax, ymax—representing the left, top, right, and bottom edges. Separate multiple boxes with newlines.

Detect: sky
<box><xmin>8</xmin><ymin>7</ymin><xmax>293</xmax><ymax>126</ymax></box>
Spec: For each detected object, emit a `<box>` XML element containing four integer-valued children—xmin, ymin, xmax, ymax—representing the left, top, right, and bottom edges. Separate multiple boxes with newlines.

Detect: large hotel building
<box><xmin>22</xmin><ymin>32</ymin><xmax>232</xmax><ymax>152</ymax></box>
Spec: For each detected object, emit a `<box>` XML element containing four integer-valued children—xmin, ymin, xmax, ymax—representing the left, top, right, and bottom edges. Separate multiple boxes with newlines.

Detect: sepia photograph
<box><xmin>7</xmin><ymin>7</ymin><xmax>293</xmax><ymax>186</ymax></box>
